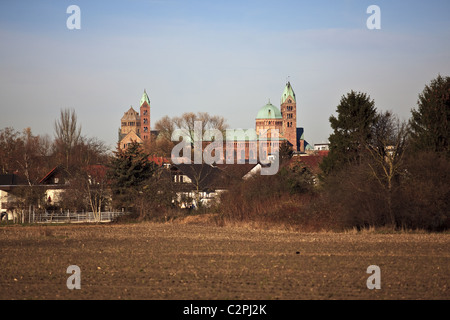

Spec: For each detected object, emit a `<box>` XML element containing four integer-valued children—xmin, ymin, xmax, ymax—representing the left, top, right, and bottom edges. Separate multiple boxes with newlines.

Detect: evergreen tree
<box><xmin>320</xmin><ymin>90</ymin><xmax>378</xmax><ymax>176</ymax></box>
<box><xmin>279</xmin><ymin>140</ymin><xmax>294</xmax><ymax>165</ymax></box>
<box><xmin>108</xmin><ymin>141</ymin><xmax>156</xmax><ymax>210</ymax></box>
<box><xmin>410</xmin><ymin>75</ymin><xmax>450</xmax><ymax>157</ymax></box>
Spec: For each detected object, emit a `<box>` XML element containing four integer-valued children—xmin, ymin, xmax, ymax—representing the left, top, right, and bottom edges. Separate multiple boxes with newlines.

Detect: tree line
<box><xmin>217</xmin><ymin>75</ymin><xmax>449</xmax><ymax>231</ymax></box>
<box><xmin>1</xmin><ymin>75</ymin><xmax>448</xmax><ymax>230</ymax></box>
<box><xmin>0</xmin><ymin>109</ymin><xmax>109</xmax><ymax>218</ymax></box>
<box><xmin>0</xmin><ymin>110</ymin><xmax>229</xmax><ymax>221</ymax></box>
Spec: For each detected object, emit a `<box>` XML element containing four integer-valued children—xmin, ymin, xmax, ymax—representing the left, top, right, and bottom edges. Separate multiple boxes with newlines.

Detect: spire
<box><xmin>281</xmin><ymin>81</ymin><xmax>296</xmax><ymax>104</ymax></box>
<box><xmin>140</xmin><ymin>89</ymin><xmax>150</xmax><ymax>107</ymax></box>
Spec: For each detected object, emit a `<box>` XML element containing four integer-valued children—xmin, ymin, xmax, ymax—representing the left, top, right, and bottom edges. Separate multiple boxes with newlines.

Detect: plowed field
<box><xmin>0</xmin><ymin>222</ymin><xmax>448</xmax><ymax>300</ymax></box>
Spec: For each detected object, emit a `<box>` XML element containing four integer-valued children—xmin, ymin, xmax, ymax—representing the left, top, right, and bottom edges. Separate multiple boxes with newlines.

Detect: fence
<box><xmin>2</xmin><ymin>210</ymin><xmax>127</xmax><ymax>224</ymax></box>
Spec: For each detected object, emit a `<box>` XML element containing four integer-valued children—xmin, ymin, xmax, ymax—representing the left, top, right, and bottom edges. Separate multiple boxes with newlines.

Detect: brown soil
<box><xmin>0</xmin><ymin>222</ymin><xmax>448</xmax><ymax>300</ymax></box>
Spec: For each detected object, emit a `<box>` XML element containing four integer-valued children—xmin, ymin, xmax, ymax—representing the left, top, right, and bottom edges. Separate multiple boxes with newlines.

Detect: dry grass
<box><xmin>0</xmin><ymin>221</ymin><xmax>449</xmax><ymax>300</ymax></box>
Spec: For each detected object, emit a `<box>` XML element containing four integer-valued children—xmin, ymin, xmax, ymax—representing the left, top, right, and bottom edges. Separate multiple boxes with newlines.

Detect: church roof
<box><xmin>281</xmin><ymin>81</ymin><xmax>296</xmax><ymax>104</ymax></box>
<box><xmin>256</xmin><ymin>101</ymin><xmax>283</xmax><ymax>120</ymax></box>
<box><xmin>140</xmin><ymin>90</ymin><xmax>150</xmax><ymax>106</ymax></box>
<box><xmin>120</xmin><ymin>130</ymin><xmax>143</xmax><ymax>144</ymax></box>
<box><xmin>121</xmin><ymin>106</ymin><xmax>140</xmax><ymax>121</ymax></box>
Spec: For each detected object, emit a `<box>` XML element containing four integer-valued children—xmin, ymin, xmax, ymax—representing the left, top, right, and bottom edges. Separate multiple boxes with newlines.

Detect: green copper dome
<box><xmin>140</xmin><ymin>90</ymin><xmax>150</xmax><ymax>106</ymax></box>
<box><xmin>256</xmin><ymin>101</ymin><xmax>283</xmax><ymax>120</ymax></box>
<box><xmin>281</xmin><ymin>81</ymin><xmax>296</xmax><ymax>104</ymax></box>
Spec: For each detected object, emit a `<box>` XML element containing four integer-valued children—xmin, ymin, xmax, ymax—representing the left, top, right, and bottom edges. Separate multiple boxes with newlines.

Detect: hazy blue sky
<box><xmin>1</xmin><ymin>0</ymin><xmax>449</xmax><ymax>150</ymax></box>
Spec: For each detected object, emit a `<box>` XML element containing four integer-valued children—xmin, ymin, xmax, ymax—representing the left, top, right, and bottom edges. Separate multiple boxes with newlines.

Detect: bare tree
<box><xmin>0</xmin><ymin>127</ymin><xmax>21</xmax><ymax>174</ymax></box>
<box><xmin>16</xmin><ymin>128</ymin><xmax>52</xmax><ymax>186</ymax></box>
<box><xmin>154</xmin><ymin>112</ymin><xmax>228</xmax><ymax>158</ymax></box>
<box><xmin>172</xmin><ymin>112</ymin><xmax>228</xmax><ymax>145</ymax></box>
<box><xmin>175</xmin><ymin>163</ymin><xmax>220</xmax><ymax>209</ymax></box>
<box><xmin>155</xmin><ymin>115</ymin><xmax>176</xmax><ymax>142</ymax></box>
<box><xmin>58</xmin><ymin>137</ymin><xmax>110</xmax><ymax>221</ymax></box>
<box><xmin>173</xmin><ymin>112</ymin><xmax>197</xmax><ymax>145</ymax></box>
<box><xmin>0</xmin><ymin>127</ymin><xmax>52</xmax><ymax>219</ymax></box>
<box><xmin>85</xmin><ymin>164</ymin><xmax>109</xmax><ymax>222</ymax></box>
<box><xmin>365</xmin><ymin>111</ymin><xmax>409</xmax><ymax>226</ymax></box>
<box><xmin>54</xmin><ymin>108</ymin><xmax>82</xmax><ymax>168</ymax></box>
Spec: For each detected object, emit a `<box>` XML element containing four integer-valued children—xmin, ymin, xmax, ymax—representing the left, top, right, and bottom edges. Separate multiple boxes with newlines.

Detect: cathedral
<box><xmin>118</xmin><ymin>90</ymin><xmax>151</xmax><ymax>150</ymax></box>
<box><xmin>255</xmin><ymin>81</ymin><xmax>306</xmax><ymax>152</ymax></box>
<box><xmin>118</xmin><ymin>82</ymin><xmax>308</xmax><ymax>155</ymax></box>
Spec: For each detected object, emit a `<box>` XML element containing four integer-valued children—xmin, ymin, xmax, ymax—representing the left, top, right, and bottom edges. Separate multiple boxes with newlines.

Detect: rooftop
<box><xmin>256</xmin><ymin>101</ymin><xmax>283</xmax><ymax>120</ymax></box>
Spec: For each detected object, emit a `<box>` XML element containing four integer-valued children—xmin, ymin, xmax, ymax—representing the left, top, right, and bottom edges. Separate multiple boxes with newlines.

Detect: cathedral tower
<box><xmin>280</xmin><ymin>81</ymin><xmax>297</xmax><ymax>151</ymax></box>
<box><xmin>140</xmin><ymin>90</ymin><xmax>151</xmax><ymax>141</ymax></box>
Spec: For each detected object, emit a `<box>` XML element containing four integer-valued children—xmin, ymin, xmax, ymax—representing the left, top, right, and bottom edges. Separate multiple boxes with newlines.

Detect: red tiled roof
<box><xmin>39</xmin><ymin>166</ymin><xmax>61</xmax><ymax>184</ymax></box>
<box><xmin>289</xmin><ymin>152</ymin><xmax>329</xmax><ymax>173</ymax></box>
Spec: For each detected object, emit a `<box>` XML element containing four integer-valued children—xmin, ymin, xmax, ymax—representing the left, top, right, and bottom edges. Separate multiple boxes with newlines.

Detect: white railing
<box><xmin>2</xmin><ymin>210</ymin><xmax>127</xmax><ymax>224</ymax></box>
<box><xmin>38</xmin><ymin>211</ymin><xmax>126</xmax><ymax>223</ymax></box>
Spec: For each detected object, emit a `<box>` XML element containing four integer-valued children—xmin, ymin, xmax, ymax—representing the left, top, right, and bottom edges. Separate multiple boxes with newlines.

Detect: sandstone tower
<box><xmin>280</xmin><ymin>81</ymin><xmax>297</xmax><ymax>150</ymax></box>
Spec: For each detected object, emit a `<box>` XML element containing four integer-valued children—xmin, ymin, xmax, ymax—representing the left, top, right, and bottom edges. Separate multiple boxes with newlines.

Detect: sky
<box><xmin>0</xmin><ymin>0</ymin><xmax>449</xmax><ymax>150</ymax></box>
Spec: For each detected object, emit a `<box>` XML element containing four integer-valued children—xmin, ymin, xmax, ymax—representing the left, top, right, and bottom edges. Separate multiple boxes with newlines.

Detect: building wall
<box><xmin>45</xmin><ymin>189</ymin><xmax>64</xmax><ymax>206</ymax></box>
<box><xmin>120</xmin><ymin>131</ymin><xmax>143</xmax><ymax>150</ymax></box>
<box><xmin>0</xmin><ymin>189</ymin><xmax>20</xmax><ymax>213</ymax></box>
<box><xmin>314</xmin><ymin>144</ymin><xmax>329</xmax><ymax>151</ymax></box>
<box><xmin>255</xmin><ymin>120</ymin><xmax>283</xmax><ymax>140</ymax></box>
<box><xmin>0</xmin><ymin>190</ymin><xmax>9</xmax><ymax>211</ymax></box>
<box><xmin>120</xmin><ymin>108</ymin><xmax>141</xmax><ymax>136</ymax></box>
<box><xmin>280</xmin><ymin>96</ymin><xmax>297</xmax><ymax>151</ymax></box>
<box><xmin>140</xmin><ymin>101</ymin><xmax>150</xmax><ymax>141</ymax></box>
